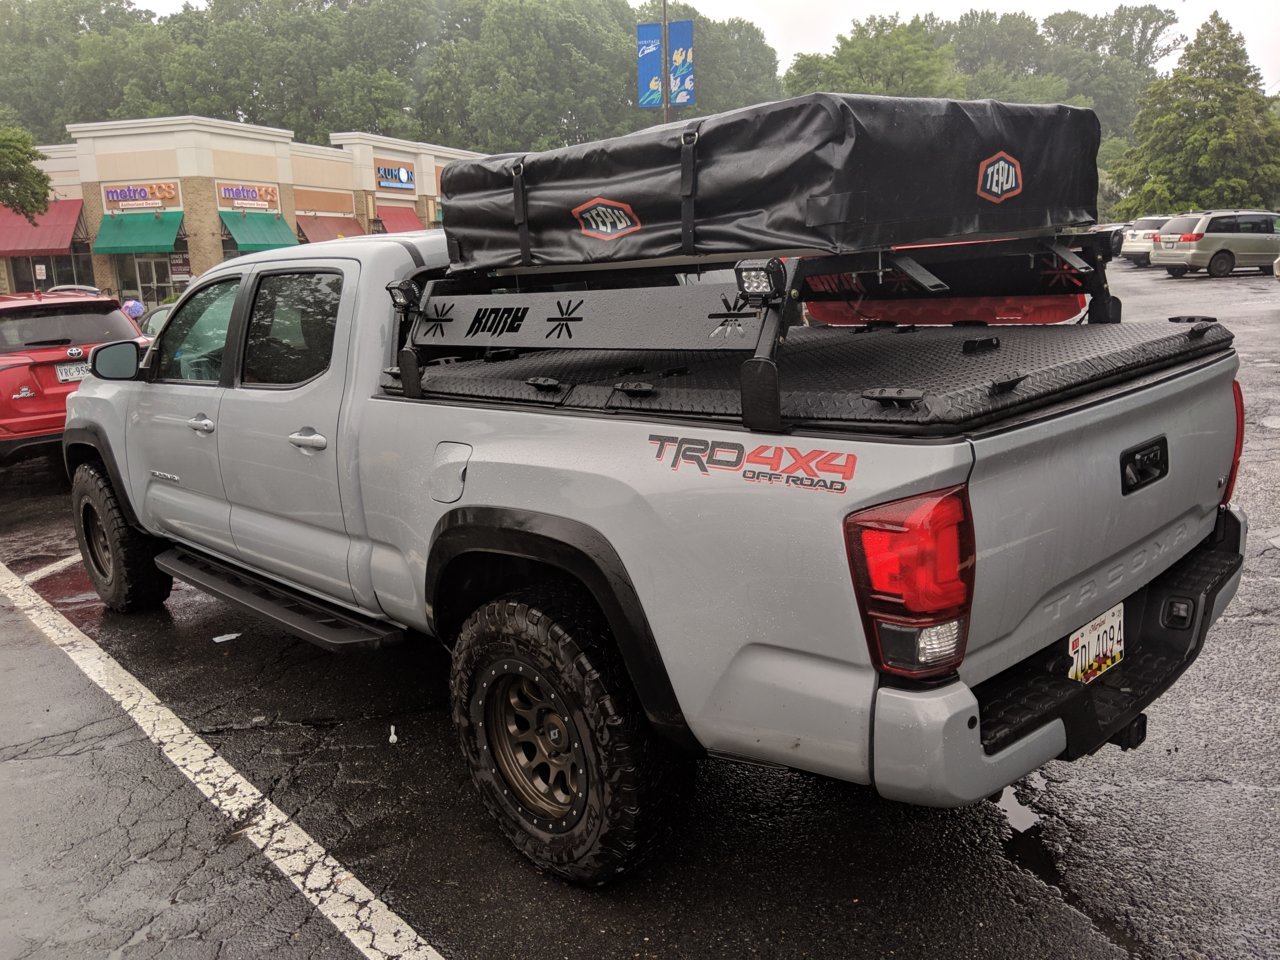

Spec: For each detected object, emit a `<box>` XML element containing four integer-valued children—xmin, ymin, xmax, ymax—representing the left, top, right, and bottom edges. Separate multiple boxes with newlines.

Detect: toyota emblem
<box><xmin>67</xmin><ymin>346</ymin><xmax>84</xmax><ymax>359</ymax></box>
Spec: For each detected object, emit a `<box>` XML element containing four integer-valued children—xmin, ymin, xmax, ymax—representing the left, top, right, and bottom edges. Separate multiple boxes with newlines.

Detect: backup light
<box><xmin>844</xmin><ymin>486</ymin><xmax>976</xmax><ymax>679</ymax></box>
<box><xmin>734</xmin><ymin>258</ymin><xmax>786</xmax><ymax>305</ymax></box>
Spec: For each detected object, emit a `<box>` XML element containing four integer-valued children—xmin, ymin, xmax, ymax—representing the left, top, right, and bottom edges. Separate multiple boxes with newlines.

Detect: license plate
<box><xmin>1163</xmin><ymin>241</ymin><xmax>1175</xmax><ymax>249</ymax></box>
<box><xmin>1068</xmin><ymin>602</ymin><xmax>1124</xmax><ymax>683</ymax></box>
<box><xmin>56</xmin><ymin>362</ymin><xmax>90</xmax><ymax>383</ymax></box>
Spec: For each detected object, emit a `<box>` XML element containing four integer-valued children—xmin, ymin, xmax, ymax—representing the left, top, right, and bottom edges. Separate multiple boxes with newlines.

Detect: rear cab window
<box><xmin>0</xmin><ymin>304</ymin><xmax>137</xmax><ymax>354</ymax></box>
<box><xmin>1132</xmin><ymin>218</ymin><xmax>1168</xmax><ymax>231</ymax></box>
<box><xmin>1160</xmin><ymin>216</ymin><xmax>1202</xmax><ymax>237</ymax></box>
<box><xmin>240</xmin><ymin>272</ymin><xmax>343</xmax><ymax>387</ymax></box>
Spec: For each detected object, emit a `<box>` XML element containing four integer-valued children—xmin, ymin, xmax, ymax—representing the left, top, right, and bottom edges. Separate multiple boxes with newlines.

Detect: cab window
<box><xmin>1237</xmin><ymin>215</ymin><xmax>1274</xmax><ymax>234</ymax></box>
<box><xmin>1206</xmin><ymin>216</ymin><xmax>1238</xmax><ymax>234</ymax></box>
<box><xmin>153</xmin><ymin>279</ymin><xmax>241</xmax><ymax>383</ymax></box>
<box><xmin>241</xmin><ymin>272</ymin><xmax>343</xmax><ymax>387</ymax></box>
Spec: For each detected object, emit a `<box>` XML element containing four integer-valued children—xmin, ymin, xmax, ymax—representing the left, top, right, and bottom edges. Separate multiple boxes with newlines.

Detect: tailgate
<box><xmin>961</xmin><ymin>352</ymin><xmax>1238</xmax><ymax>685</ymax></box>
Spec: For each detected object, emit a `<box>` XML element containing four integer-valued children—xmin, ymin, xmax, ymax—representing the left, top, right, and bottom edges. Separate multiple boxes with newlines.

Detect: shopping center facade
<box><xmin>0</xmin><ymin>115</ymin><xmax>480</xmax><ymax>304</ymax></box>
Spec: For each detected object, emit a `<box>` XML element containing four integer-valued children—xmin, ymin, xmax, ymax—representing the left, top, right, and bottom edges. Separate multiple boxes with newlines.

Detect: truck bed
<box><xmin>384</xmin><ymin>321</ymin><xmax>1233</xmax><ymax>435</ymax></box>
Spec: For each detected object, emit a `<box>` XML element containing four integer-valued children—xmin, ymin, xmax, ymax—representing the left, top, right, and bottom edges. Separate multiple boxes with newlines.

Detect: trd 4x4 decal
<box><xmin>648</xmin><ymin>435</ymin><xmax>856</xmax><ymax>494</ymax></box>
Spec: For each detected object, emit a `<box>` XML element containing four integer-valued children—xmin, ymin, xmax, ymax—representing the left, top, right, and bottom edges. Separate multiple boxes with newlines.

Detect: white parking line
<box><xmin>0</xmin><ymin>562</ymin><xmax>443</xmax><ymax>960</ymax></box>
<box><xmin>22</xmin><ymin>554</ymin><xmax>83</xmax><ymax>583</ymax></box>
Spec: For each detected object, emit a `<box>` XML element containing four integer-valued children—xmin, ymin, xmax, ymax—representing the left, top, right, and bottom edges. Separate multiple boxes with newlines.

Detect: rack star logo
<box><xmin>976</xmin><ymin>151</ymin><xmax>1023</xmax><ymax>204</ymax></box>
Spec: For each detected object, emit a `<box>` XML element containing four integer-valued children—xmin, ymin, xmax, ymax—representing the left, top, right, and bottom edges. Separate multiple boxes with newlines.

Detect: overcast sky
<box><xmin>138</xmin><ymin>0</ymin><xmax>1279</xmax><ymax>92</ymax></box>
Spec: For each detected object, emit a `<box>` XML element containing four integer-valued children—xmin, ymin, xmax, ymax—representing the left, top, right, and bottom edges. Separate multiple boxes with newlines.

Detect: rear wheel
<box><xmin>450</xmin><ymin>587</ymin><xmax>692</xmax><ymax>885</ymax></box>
<box><xmin>1166</xmin><ymin>266</ymin><xmax>1189</xmax><ymax>278</ymax></box>
<box><xmin>71</xmin><ymin>463</ymin><xmax>173</xmax><ymax>612</ymax></box>
<box><xmin>1208</xmin><ymin>250</ymin><xmax>1235</xmax><ymax>278</ymax></box>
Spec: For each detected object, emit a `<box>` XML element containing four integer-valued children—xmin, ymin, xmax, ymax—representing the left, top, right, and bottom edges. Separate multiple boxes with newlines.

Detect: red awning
<box><xmin>376</xmin><ymin>205</ymin><xmax>423</xmax><ymax>233</ymax></box>
<box><xmin>296</xmin><ymin>215</ymin><xmax>365</xmax><ymax>243</ymax></box>
<box><xmin>0</xmin><ymin>199</ymin><xmax>83</xmax><ymax>257</ymax></box>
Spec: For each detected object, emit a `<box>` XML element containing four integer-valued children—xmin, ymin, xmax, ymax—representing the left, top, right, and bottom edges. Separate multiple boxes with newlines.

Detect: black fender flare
<box><xmin>425</xmin><ymin>506</ymin><xmax>702</xmax><ymax>754</ymax></box>
<box><xmin>62</xmin><ymin>425</ymin><xmax>142</xmax><ymax>528</ymax></box>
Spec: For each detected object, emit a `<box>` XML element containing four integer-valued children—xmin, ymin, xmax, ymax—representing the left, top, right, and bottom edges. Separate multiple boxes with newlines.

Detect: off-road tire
<box><xmin>71</xmin><ymin>463</ymin><xmax>173</xmax><ymax>612</ymax></box>
<box><xmin>1166</xmin><ymin>266</ymin><xmax>1189</xmax><ymax>278</ymax></box>
<box><xmin>450</xmin><ymin>587</ymin><xmax>692</xmax><ymax>885</ymax></box>
<box><xmin>1208</xmin><ymin>250</ymin><xmax>1235</xmax><ymax>278</ymax></box>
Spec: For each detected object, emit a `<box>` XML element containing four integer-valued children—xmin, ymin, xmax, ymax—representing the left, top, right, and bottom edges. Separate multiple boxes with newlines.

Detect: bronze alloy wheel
<box><xmin>472</xmin><ymin>659</ymin><xmax>588</xmax><ymax>834</ymax></box>
<box><xmin>81</xmin><ymin>501</ymin><xmax>114</xmax><ymax>582</ymax></box>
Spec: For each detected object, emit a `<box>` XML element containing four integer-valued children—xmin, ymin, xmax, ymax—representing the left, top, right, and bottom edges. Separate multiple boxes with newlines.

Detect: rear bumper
<box><xmin>872</xmin><ymin>507</ymin><xmax>1246</xmax><ymax>807</ymax></box>
<box><xmin>1151</xmin><ymin>248</ymin><xmax>1210</xmax><ymax>269</ymax></box>
<box><xmin>0</xmin><ymin>430</ymin><xmax>62</xmax><ymax>466</ymax></box>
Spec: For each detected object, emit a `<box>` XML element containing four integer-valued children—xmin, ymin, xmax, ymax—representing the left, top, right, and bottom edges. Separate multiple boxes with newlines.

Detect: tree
<box><xmin>784</xmin><ymin>15</ymin><xmax>964</xmax><ymax>99</ymax></box>
<box><xmin>0</xmin><ymin>127</ymin><xmax>51</xmax><ymax>222</ymax></box>
<box><xmin>1110</xmin><ymin>13</ymin><xmax>1280</xmax><ymax>217</ymax></box>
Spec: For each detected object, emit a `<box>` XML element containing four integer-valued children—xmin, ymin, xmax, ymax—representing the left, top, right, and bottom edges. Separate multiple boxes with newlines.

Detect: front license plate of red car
<box><xmin>1068</xmin><ymin>602</ymin><xmax>1124</xmax><ymax>683</ymax></box>
<box><xmin>56</xmin><ymin>362</ymin><xmax>90</xmax><ymax>383</ymax></box>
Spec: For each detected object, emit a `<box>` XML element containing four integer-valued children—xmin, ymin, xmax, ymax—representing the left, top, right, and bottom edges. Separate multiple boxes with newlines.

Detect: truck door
<box><xmin>217</xmin><ymin>263</ymin><xmax>356</xmax><ymax>603</ymax></box>
<box><xmin>126</xmin><ymin>276</ymin><xmax>244</xmax><ymax>556</ymax></box>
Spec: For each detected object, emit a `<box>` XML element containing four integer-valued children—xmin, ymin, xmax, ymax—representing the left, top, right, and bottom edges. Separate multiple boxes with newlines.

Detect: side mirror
<box><xmin>90</xmin><ymin>340</ymin><xmax>141</xmax><ymax>381</ymax></box>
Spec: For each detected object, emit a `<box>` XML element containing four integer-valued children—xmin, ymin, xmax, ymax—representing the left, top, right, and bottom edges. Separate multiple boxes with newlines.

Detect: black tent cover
<box><xmin>440</xmin><ymin>93</ymin><xmax>1101</xmax><ymax>273</ymax></box>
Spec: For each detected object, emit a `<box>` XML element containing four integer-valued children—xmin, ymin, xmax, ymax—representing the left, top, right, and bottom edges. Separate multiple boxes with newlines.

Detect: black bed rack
<box><xmin>393</xmin><ymin>232</ymin><xmax>1119</xmax><ymax>433</ymax></box>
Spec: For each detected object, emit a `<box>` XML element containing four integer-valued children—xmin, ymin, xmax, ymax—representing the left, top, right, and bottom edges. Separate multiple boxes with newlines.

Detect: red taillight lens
<box><xmin>1180</xmin><ymin>233</ymin><xmax>1205</xmax><ymax>242</ymax></box>
<box><xmin>845</xmin><ymin>486</ymin><xmax>975</xmax><ymax>678</ymax></box>
<box><xmin>1145</xmin><ymin>231</ymin><xmax>1159</xmax><ymax>240</ymax></box>
<box><xmin>1222</xmin><ymin>380</ymin><xmax>1244</xmax><ymax>505</ymax></box>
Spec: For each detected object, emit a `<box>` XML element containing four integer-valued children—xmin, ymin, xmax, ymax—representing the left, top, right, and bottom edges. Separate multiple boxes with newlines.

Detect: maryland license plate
<box><xmin>1069</xmin><ymin>602</ymin><xmax>1124</xmax><ymax>683</ymax></box>
<box><xmin>56</xmin><ymin>361</ymin><xmax>91</xmax><ymax>383</ymax></box>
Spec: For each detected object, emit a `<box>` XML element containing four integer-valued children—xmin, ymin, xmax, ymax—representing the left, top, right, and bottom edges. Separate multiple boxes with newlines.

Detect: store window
<box><xmin>9</xmin><ymin>241</ymin><xmax>95</xmax><ymax>292</ymax></box>
<box><xmin>115</xmin><ymin>253</ymin><xmax>181</xmax><ymax>306</ymax></box>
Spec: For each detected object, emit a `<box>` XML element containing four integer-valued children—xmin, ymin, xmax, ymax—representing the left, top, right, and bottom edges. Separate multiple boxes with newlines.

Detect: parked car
<box><xmin>0</xmin><ymin>292</ymin><xmax>144</xmax><ymax>466</ymax></box>
<box><xmin>1152</xmin><ymin>210</ymin><xmax>1280</xmax><ymax>278</ymax></box>
<box><xmin>136</xmin><ymin>304</ymin><xmax>173</xmax><ymax>338</ymax></box>
<box><xmin>1119</xmin><ymin>216</ymin><xmax>1172</xmax><ymax>266</ymax></box>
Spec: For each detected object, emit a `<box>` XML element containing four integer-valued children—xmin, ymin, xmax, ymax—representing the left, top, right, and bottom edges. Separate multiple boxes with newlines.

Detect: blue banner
<box><xmin>637</xmin><ymin>23</ymin><xmax>663</xmax><ymax>109</ymax></box>
<box><xmin>667</xmin><ymin>19</ymin><xmax>694</xmax><ymax>107</ymax></box>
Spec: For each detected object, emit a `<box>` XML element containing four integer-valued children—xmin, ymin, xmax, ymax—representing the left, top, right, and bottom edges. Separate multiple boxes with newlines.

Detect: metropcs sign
<box><xmin>375</xmin><ymin>157</ymin><xmax>416</xmax><ymax>191</ymax></box>
<box><xmin>216</xmin><ymin>181</ymin><xmax>281</xmax><ymax>211</ymax></box>
<box><xmin>103</xmin><ymin>181</ymin><xmax>181</xmax><ymax>210</ymax></box>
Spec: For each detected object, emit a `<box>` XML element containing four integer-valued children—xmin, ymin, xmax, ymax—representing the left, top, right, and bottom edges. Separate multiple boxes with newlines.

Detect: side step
<box><xmin>155</xmin><ymin>549</ymin><xmax>404</xmax><ymax>652</ymax></box>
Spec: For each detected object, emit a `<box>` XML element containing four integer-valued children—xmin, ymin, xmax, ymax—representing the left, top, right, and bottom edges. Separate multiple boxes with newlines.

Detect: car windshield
<box><xmin>1161</xmin><ymin>216</ymin><xmax>1202</xmax><ymax>235</ymax></box>
<box><xmin>1132</xmin><ymin>218</ymin><xmax>1169</xmax><ymax>230</ymax></box>
<box><xmin>0</xmin><ymin>305</ymin><xmax>138</xmax><ymax>354</ymax></box>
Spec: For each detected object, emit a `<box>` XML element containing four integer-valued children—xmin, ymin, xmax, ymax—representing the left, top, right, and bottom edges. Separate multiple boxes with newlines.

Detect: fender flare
<box><xmin>425</xmin><ymin>506</ymin><xmax>701</xmax><ymax>754</ymax></box>
<box><xmin>62</xmin><ymin>425</ymin><xmax>141</xmax><ymax>528</ymax></box>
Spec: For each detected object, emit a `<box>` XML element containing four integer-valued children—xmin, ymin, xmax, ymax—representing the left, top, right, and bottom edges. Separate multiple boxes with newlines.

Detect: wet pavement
<box><xmin>1</xmin><ymin>264</ymin><xmax>1277</xmax><ymax>960</ymax></box>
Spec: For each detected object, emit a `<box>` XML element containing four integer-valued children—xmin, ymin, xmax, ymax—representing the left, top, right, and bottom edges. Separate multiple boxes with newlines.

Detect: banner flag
<box><xmin>637</xmin><ymin>23</ymin><xmax>663</xmax><ymax>108</ymax></box>
<box><xmin>667</xmin><ymin>19</ymin><xmax>694</xmax><ymax>107</ymax></box>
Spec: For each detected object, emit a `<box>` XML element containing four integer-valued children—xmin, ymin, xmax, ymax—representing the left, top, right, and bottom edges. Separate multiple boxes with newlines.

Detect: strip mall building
<box><xmin>0</xmin><ymin>115</ymin><xmax>480</xmax><ymax>304</ymax></box>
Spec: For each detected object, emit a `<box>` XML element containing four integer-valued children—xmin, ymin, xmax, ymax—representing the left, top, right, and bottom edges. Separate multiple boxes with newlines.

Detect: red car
<box><xmin>0</xmin><ymin>291</ymin><xmax>144</xmax><ymax>466</ymax></box>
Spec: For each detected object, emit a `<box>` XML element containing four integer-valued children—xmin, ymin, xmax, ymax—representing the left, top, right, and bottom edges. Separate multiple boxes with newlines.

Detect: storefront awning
<box><xmin>296</xmin><ymin>214</ymin><xmax>365</xmax><ymax>244</ymax></box>
<box><xmin>220</xmin><ymin>211</ymin><xmax>298</xmax><ymax>252</ymax></box>
<box><xmin>376</xmin><ymin>205</ymin><xmax>423</xmax><ymax>233</ymax></box>
<box><xmin>93</xmin><ymin>210</ymin><xmax>184</xmax><ymax>254</ymax></box>
<box><xmin>0</xmin><ymin>199</ymin><xmax>84</xmax><ymax>257</ymax></box>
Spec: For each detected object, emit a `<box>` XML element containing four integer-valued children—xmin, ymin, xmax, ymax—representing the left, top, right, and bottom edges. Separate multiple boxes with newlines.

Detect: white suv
<box><xmin>1119</xmin><ymin>216</ymin><xmax>1171</xmax><ymax>266</ymax></box>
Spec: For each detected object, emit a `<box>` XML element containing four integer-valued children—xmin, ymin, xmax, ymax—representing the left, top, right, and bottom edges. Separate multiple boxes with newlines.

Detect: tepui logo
<box><xmin>976</xmin><ymin>151</ymin><xmax>1023</xmax><ymax>204</ymax></box>
<box><xmin>572</xmin><ymin>197</ymin><xmax>642</xmax><ymax>241</ymax></box>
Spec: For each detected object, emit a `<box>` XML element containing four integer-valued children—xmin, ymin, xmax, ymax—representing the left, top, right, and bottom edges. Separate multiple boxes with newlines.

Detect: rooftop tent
<box><xmin>296</xmin><ymin>214</ymin><xmax>365</xmax><ymax>243</ymax></box>
<box><xmin>219</xmin><ymin>211</ymin><xmax>298</xmax><ymax>252</ymax></box>
<box><xmin>93</xmin><ymin>210</ymin><xmax>184</xmax><ymax>254</ymax></box>
<box><xmin>375</xmin><ymin>205</ymin><xmax>423</xmax><ymax>233</ymax></box>
<box><xmin>0</xmin><ymin>199</ymin><xmax>84</xmax><ymax>256</ymax></box>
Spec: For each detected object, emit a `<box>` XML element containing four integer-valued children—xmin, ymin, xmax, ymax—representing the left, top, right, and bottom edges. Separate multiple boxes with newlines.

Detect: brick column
<box><xmin>79</xmin><ymin>183</ymin><xmax>117</xmax><ymax>295</ymax></box>
<box><xmin>181</xmin><ymin>177</ymin><xmax>223</xmax><ymax>278</ymax></box>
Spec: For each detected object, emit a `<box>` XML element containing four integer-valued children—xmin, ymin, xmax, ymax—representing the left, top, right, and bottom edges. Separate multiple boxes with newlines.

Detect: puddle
<box><xmin>997</xmin><ymin>775</ymin><xmax>1143</xmax><ymax>957</ymax></box>
<box><xmin>1261</xmin><ymin>416</ymin><xmax>1280</xmax><ymax>430</ymax></box>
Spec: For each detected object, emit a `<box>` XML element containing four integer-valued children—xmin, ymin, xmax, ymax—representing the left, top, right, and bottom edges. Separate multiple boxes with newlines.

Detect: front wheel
<box><xmin>71</xmin><ymin>463</ymin><xmax>173</xmax><ymax>612</ymax></box>
<box><xmin>450</xmin><ymin>588</ymin><xmax>692</xmax><ymax>885</ymax></box>
<box><xmin>1208</xmin><ymin>250</ymin><xmax>1235</xmax><ymax>278</ymax></box>
<box><xmin>1166</xmin><ymin>266</ymin><xmax>1189</xmax><ymax>278</ymax></box>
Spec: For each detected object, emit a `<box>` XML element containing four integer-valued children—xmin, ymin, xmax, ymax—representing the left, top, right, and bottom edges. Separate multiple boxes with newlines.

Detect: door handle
<box><xmin>186</xmin><ymin>415</ymin><xmax>215</xmax><ymax>434</ymax></box>
<box><xmin>288</xmin><ymin>429</ymin><xmax>328</xmax><ymax>451</ymax></box>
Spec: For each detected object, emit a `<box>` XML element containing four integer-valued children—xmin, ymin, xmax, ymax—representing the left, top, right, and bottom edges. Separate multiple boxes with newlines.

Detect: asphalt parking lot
<box><xmin>1</xmin><ymin>263</ymin><xmax>1278</xmax><ymax>960</ymax></box>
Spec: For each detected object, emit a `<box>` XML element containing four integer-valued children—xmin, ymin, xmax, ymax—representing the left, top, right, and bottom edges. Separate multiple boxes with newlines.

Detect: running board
<box><xmin>155</xmin><ymin>549</ymin><xmax>403</xmax><ymax>652</ymax></box>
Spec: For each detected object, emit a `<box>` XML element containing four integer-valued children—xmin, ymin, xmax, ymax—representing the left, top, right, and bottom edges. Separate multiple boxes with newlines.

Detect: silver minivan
<box><xmin>1151</xmin><ymin>210</ymin><xmax>1280</xmax><ymax>277</ymax></box>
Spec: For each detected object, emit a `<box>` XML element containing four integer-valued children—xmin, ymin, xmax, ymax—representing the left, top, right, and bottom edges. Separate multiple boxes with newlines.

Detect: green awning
<box><xmin>93</xmin><ymin>210</ymin><xmax>184</xmax><ymax>254</ymax></box>
<box><xmin>220</xmin><ymin>211</ymin><xmax>299</xmax><ymax>252</ymax></box>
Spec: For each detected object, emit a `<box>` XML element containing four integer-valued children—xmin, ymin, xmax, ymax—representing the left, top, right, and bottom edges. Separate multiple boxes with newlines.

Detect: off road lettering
<box><xmin>465</xmin><ymin>306</ymin><xmax>529</xmax><ymax>337</ymax></box>
<box><xmin>581</xmin><ymin>206</ymin><xmax>634</xmax><ymax>235</ymax></box>
<box><xmin>976</xmin><ymin>151</ymin><xmax>1023</xmax><ymax>204</ymax></box>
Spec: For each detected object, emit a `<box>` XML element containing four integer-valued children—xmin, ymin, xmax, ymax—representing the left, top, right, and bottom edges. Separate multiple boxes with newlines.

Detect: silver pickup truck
<box><xmin>64</xmin><ymin>227</ymin><xmax>1245</xmax><ymax>884</ymax></box>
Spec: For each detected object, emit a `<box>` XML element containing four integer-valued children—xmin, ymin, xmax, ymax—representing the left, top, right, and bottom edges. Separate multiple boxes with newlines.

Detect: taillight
<box><xmin>844</xmin><ymin>486</ymin><xmax>976</xmax><ymax>679</ymax></box>
<box><xmin>1180</xmin><ymin>232</ymin><xmax>1205</xmax><ymax>242</ymax></box>
<box><xmin>1144</xmin><ymin>231</ymin><xmax>1159</xmax><ymax>240</ymax></box>
<box><xmin>1222</xmin><ymin>380</ymin><xmax>1244</xmax><ymax>505</ymax></box>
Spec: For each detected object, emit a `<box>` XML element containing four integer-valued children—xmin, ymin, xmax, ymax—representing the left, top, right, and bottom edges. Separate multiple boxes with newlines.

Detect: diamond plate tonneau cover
<box><xmin>442</xmin><ymin>94</ymin><xmax>1100</xmax><ymax>272</ymax></box>
<box><xmin>396</xmin><ymin>323</ymin><xmax>1233</xmax><ymax>432</ymax></box>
